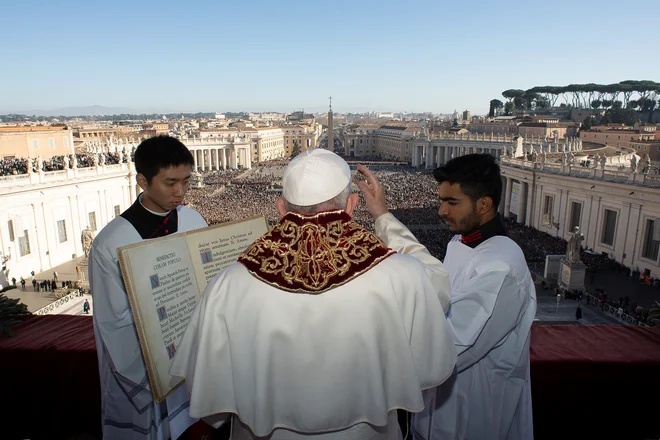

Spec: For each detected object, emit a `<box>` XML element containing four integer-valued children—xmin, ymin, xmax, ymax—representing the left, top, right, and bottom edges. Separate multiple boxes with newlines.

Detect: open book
<box><xmin>117</xmin><ymin>215</ymin><xmax>269</xmax><ymax>403</ymax></box>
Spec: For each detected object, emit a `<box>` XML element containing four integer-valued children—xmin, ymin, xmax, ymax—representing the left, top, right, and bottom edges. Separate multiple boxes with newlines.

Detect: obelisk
<box><xmin>327</xmin><ymin>96</ymin><xmax>334</xmax><ymax>151</ymax></box>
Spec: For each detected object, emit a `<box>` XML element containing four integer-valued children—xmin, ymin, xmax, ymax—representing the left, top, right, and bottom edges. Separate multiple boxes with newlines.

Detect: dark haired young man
<box><xmin>358</xmin><ymin>154</ymin><xmax>536</xmax><ymax>440</ymax></box>
<box><xmin>90</xmin><ymin>135</ymin><xmax>208</xmax><ymax>439</ymax></box>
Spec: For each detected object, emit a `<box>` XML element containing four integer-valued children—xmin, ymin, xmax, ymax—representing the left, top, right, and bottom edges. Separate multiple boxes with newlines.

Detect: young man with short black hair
<box><xmin>359</xmin><ymin>154</ymin><xmax>536</xmax><ymax>440</ymax></box>
<box><xmin>90</xmin><ymin>135</ymin><xmax>208</xmax><ymax>439</ymax></box>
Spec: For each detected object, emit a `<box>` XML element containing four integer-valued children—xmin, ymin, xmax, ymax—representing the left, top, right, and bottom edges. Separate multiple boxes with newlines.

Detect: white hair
<box><xmin>283</xmin><ymin>183</ymin><xmax>353</xmax><ymax>215</ymax></box>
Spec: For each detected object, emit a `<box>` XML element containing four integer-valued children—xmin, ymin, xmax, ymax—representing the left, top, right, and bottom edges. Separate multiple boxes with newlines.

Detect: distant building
<box><xmin>580</xmin><ymin>124</ymin><xmax>656</xmax><ymax>148</ymax></box>
<box><xmin>468</xmin><ymin>116</ymin><xmax>519</xmax><ymax>135</ymax></box>
<box><xmin>73</xmin><ymin>126</ymin><xmax>138</xmax><ymax>140</ymax></box>
<box><xmin>342</xmin><ymin>124</ymin><xmax>417</xmax><ymax>160</ymax></box>
<box><xmin>287</xmin><ymin>111</ymin><xmax>315</xmax><ymax>123</ymax></box>
<box><xmin>0</xmin><ymin>125</ymin><xmax>75</xmax><ymax>160</ymax></box>
<box><xmin>281</xmin><ymin>124</ymin><xmax>323</xmax><ymax>156</ymax></box>
<box><xmin>517</xmin><ymin>121</ymin><xmax>578</xmax><ymax>140</ymax></box>
<box><xmin>141</xmin><ymin>122</ymin><xmax>169</xmax><ymax>136</ymax></box>
<box><xmin>462</xmin><ymin>110</ymin><xmax>471</xmax><ymax>121</ymax></box>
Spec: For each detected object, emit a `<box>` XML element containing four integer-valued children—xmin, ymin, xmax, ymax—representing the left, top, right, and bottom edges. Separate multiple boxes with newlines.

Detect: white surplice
<box><xmin>170</xmin><ymin>217</ymin><xmax>457</xmax><ymax>439</ymax></box>
<box><xmin>375</xmin><ymin>214</ymin><xmax>537</xmax><ymax>440</ymax></box>
<box><xmin>90</xmin><ymin>205</ymin><xmax>207</xmax><ymax>440</ymax></box>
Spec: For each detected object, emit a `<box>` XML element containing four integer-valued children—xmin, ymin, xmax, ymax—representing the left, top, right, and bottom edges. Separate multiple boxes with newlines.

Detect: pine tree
<box><xmin>0</xmin><ymin>294</ymin><xmax>31</xmax><ymax>338</ymax></box>
<box><xmin>290</xmin><ymin>140</ymin><xmax>301</xmax><ymax>159</ymax></box>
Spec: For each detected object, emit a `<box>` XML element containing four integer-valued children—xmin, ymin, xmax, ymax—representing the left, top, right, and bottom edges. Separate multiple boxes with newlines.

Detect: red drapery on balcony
<box><xmin>1</xmin><ymin>315</ymin><xmax>659</xmax><ymax>440</ymax></box>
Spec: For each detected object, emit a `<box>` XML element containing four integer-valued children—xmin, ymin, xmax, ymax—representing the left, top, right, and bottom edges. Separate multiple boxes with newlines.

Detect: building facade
<box><xmin>281</xmin><ymin>124</ymin><xmax>322</xmax><ymax>156</ymax></box>
<box><xmin>342</xmin><ymin>125</ymin><xmax>416</xmax><ymax>160</ymax></box>
<box><xmin>0</xmin><ymin>126</ymin><xmax>75</xmax><ymax>159</ymax></box>
<box><xmin>0</xmin><ymin>163</ymin><xmax>139</xmax><ymax>287</ymax></box>
<box><xmin>499</xmin><ymin>158</ymin><xmax>660</xmax><ymax>277</ymax></box>
<box><xmin>580</xmin><ymin>124</ymin><xmax>656</xmax><ymax>148</ymax></box>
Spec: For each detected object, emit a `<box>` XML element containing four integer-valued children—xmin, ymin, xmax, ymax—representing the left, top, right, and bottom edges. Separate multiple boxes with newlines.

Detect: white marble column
<box><xmin>230</xmin><ymin>147</ymin><xmax>237</xmax><ymax>169</ymax></box>
<box><xmin>499</xmin><ymin>177</ymin><xmax>507</xmax><ymax>215</ymax></box>
<box><xmin>244</xmin><ymin>147</ymin><xmax>252</xmax><ymax>169</ymax></box>
<box><xmin>519</xmin><ymin>181</ymin><xmax>528</xmax><ymax>224</ymax></box>
<box><xmin>425</xmin><ymin>145</ymin><xmax>433</xmax><ymax>169</ymax></box>
<box><xmin>524</xmin><ymin>182</ymin><xmax>533</xmax><ymax>227</ymax></box>
<box><xmin>193</xmin><ymin>149</ymin><xmax>199</xmax><ymax>171</ymax></box>
<box><xmin>221</xmin><ymin>149</ymin><xmax>227</xmax><ymax>170</ymax></box>
<box><xmin>504</xmin><ymin>178</ymin><xmax>513</xmax><ymax>218</ymax></box>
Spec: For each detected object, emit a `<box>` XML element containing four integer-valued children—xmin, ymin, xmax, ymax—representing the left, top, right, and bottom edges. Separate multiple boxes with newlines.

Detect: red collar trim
<box><xmin>238</xmin><ymin>210</ymin><xmax>395</xmax><ymax>293</ymax></box>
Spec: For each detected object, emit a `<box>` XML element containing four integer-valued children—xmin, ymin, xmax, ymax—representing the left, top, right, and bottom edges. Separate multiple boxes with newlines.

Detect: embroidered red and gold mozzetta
<box><xmin>238</xmin><ymin>210</ymin><xmax>395</xmax><ymax>293</ymax></box>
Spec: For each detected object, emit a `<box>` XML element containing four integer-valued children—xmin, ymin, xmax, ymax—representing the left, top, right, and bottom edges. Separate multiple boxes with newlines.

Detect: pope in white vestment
<box><xmin>171</xmin><ymin>149</ymin><xmax>457</xmax><ymax>439</ymax></box>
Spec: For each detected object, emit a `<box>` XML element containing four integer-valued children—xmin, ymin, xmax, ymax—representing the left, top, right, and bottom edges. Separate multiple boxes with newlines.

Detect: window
<box><xmin>542</xmin><ymin>195</ymin><xmax>554</xmax><ymax>225</ymax></box>
<box><xmin>601</xmin><ymin>209</ymin><xmax>617</xmax><ymax>246</ymax></box>
<box><xmin>642</xmin><ymin>219</ymin><xmax>660</xmax><ymax>261</ymax></box>
<box><xmin>7</xmin><ymin>220</ymin><xmax>14</xmax><ymax>242</ymax></box>
<box><xmin>88</xmin><ymin>212</ymin><xmax>97</xmax><ymax>231</ymax></box>
<box><xmin>19</xmin><ymin>230</ymin><xmax>31</xmax><ymax>256</ymax></box>
<box><xmin>569</xmin><ymin>202</ymin><xmax>582</xmax><ymax>231</ymax></box>
<box><xmin>63</xmin><ymin>136</ymin><xmax>69</xmax><ymax>147</ymax></box>
<box><xmin>48</xmin><ymin>138</ymin><xmax>55</xmax><ymax>148</ymax></box>
<box><xmin>33</xmin><ymin>139</ymin><xmax>40</xmax><ymax>149</ymax></box>
<box><xmin>57</xmin><ymin>220</ymin><xmax>67</xmax><ymax>243</ymax></box>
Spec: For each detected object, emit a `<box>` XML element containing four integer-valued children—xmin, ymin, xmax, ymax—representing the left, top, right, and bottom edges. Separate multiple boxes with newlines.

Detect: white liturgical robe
<box><xmin>170</xmin><ymin>212</ymin><xmax>457</xmax><ymax>439</ymax></box>
<box><xmin>376</xmin><ymin>214</ymin><xmax>536</xmax><ymax>440</ymax></box>
<box><xmin>91</xmin><ymin>203</ymin><xmax>207</xmax><ymax>440</ymax></box>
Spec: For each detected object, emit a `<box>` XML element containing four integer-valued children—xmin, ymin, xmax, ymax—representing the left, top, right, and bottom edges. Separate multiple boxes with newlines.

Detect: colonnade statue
<box><xmin>565</xmin><ymin>226</ymin><xmax>584</xmax><ymax>265</ymax></box>
<box><xmin>81</xmin><ymin>226</ymin><xmax>95</xmax><ymax>258</ymax></box>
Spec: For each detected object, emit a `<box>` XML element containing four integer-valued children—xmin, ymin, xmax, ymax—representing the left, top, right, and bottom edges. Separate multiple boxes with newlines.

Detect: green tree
<box><xmin>641</xmin><ymin>98</ymin><xmax>658</xmax><ymax>123</ymax></box>
<box><xmin>504</xmin><ymin>101</ymin><xmax>515</xmax><ymax>116</ymax></box>
<box><xmin>489</xmin><ymin>99</ymin><xmax>504</xmax><ymax>117</ymax></box>
<box><xmin>0</xmin><ymin>294</ymin><xmax>31</xmax><ymax>337</ymax></box>
<box><xmin>582</xmin><ymin>116</ymin><xmax>595</xmax><ymax>130</ymax></box>
<box><xmin>649</xmin><ymin>301</ymin><xmax>660</xmax><ymax>322</ymax></box>
<box><xmin>290</xmin><ymin>139</ymin><xmax>301</xmax><ymax>159</ymax></box>
<box><xmin>590</xmin><ymin>100</ymin><xmax>602</xmax><ymax>109</ymax></box>
<box><xmin>602</xmin><ymin>105</ymin><xmax>636</xmax><ymax>126</ymax></box>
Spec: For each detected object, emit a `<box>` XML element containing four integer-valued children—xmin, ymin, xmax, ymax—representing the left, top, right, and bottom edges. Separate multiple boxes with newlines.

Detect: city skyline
<box><xmin>1</xmin><ymin>0</ymin><xmax>659</xmax><ymax>114</ymax></box>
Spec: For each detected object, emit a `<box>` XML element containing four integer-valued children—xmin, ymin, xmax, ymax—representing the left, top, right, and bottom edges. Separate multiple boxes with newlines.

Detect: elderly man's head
<box><xmin>277</xmin><ymin>149</ymin><xmax>358</xmax><ymax>216</ymax></box>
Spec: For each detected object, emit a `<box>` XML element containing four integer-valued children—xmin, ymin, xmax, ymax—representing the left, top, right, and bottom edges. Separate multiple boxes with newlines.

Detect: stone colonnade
<box><xmin>498</xmin><ymin>174</ymin><xmax>533</xmax><ymax>226</ymax></box>
<box><xmin>187</xmin><ymin>145</ymin><xmax>252</xmax><ymax>171</ymax></box>
<box><xmin>410</xmin><ymin>141</ymin><xmax>506</xmax><ymax>168</ymax></box>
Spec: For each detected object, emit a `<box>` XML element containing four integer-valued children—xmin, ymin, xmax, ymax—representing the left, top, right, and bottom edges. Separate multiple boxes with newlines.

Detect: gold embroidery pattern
<box><xmin>238</xmin><ymin>211</ymin><xmax>395</xmax><ymax>293</ymax></box>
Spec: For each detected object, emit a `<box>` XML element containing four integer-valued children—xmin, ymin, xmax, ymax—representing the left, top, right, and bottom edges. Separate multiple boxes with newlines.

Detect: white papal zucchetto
<box><xmin>282</xmin><ymin>149</ymin><xmax>351</xmax><ymax>206</ymax></box>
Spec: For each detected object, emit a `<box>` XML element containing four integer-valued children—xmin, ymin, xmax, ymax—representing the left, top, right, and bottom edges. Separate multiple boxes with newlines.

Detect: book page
<box><xmin>117</xmin><ymin>215</ymin><xmax>269</xmax><ymax>402</ymax></box>
<box><xmin>186</xmin><ymin>216</ymin><xmax>269</xmax><ymax>288</ymax></box>
<box><xmin>118</xmin><ymin>236</ymin><xmax>199</xmax><ymax>402</ymax></box>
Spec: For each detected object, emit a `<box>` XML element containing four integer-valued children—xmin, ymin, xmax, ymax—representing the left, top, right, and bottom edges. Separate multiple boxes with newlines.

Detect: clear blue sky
<box><xmin>1</xmin><ymin>0</ymin><xmax>658</xmax><ymax>115</ymax></box>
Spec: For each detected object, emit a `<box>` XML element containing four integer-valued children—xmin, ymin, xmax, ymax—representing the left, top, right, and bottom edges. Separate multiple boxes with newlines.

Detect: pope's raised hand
<box><xmin>355</xmin><ymin>164</ymin><xmax>388</xmax><ymax>219</ymax></box>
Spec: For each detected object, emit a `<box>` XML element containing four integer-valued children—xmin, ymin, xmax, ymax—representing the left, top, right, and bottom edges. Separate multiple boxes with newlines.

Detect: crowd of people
<box><xmin>0</xmin><ymin>152</ymin><xmax>127</xmax><ymax>176</ymax></box>
<box><xmin>185</xmin><ymin>167</ymin><xmax>571</xmax><ymax>265</ymax></box>
<box><xmin>0</xmin><ymin>157</ymin><xmax>29</xmax><ymax>175</ymax></box>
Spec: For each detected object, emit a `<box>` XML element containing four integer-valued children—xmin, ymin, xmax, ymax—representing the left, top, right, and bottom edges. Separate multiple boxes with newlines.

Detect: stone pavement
<box><xmin>534</xmin><ymin>282</ymin><xmax>621</xmax><ymax>325</ymax></box>
<box><xmin>583</xmin><ymin>269</ymin><xmax>660</xmax><ymax>309</ymax></box>
<box><xmin>4</xmin><ymin>256</ymin><xmax>91</xmax><ymax>313</ymax></box>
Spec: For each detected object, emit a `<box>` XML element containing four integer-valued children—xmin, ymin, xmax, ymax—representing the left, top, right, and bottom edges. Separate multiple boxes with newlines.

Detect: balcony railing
<box><xmin>502</xmin><ymin>157</ymin><xmax>660</xmax><ymax>188</ymax></box>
